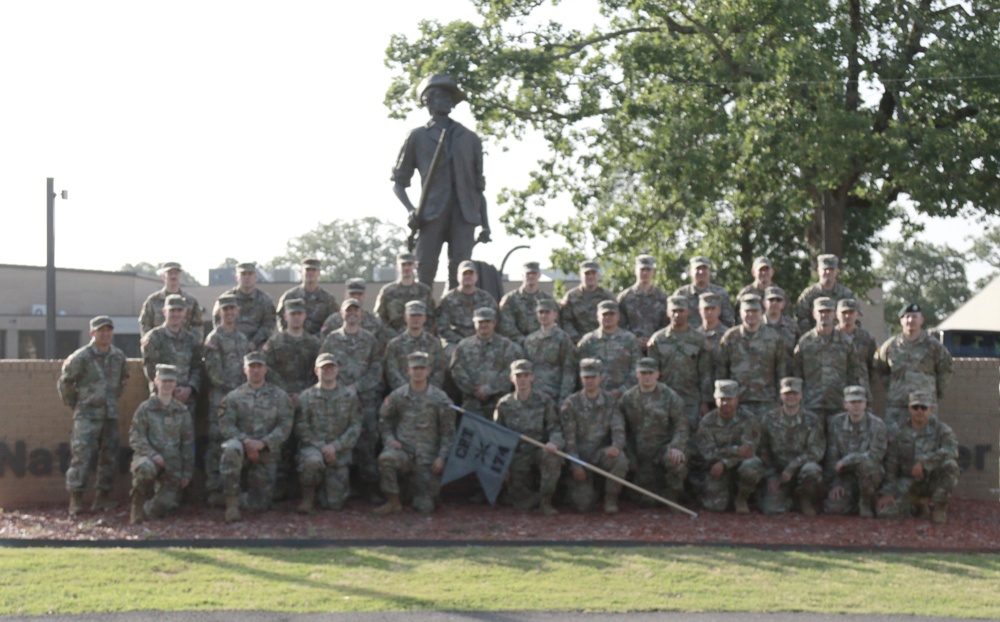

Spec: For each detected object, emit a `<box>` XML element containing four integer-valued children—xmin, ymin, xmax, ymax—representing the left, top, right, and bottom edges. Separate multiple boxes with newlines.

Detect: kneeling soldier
<box><xmin>129</xmin><ymin>364</ymin><xmax>194</xmax><ymax>524</ymax></box>
<box><xmin>823</xmin><ymin>385</ymin><xmax>888</xmax><ymax>518</ymax></box>
<box><xmin>696</xmin><ymin>380</ymin><xmax>765</xmax><ymax>513</ymax></box>
<box><xmin>295</xmin><ymin>353</ymin><xmax>363</xmax><ymax>513</ymax></box>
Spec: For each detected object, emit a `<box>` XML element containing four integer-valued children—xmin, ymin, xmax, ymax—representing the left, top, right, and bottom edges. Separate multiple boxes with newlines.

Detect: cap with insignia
<box><xmin>217</xmin><ymin>293</ymin><xmax>239</xmax><ymax>308</ymax></box>
<box><xmin>315</xmin><ymin>352</ymin><xmax>338</xmax><ymax>368</ymax></box>
<box><xmin>164</xmin><ymin>294</ymin><xmax>188</xmax><ymax>310</ymax></box>
<box><xmin>780</xmin><ymin>377</ymin><xmax>803</xmax><ymax>394</ymax></box>
<box><xmin>636</xmin><ymin>357</ymin><xmax>659</xmax><ymax>373</ymax></box>
<box><xmin>473</xmin><ymin>307</ymin><xmax>497</xmax><ymax>322</ymax></box>
<box><xmin>510</xmin><ymin>359</ymin><xmax>533</xmax><ymax>374</ymax></box>
<box><xmin>764</xmin><ymin>286</ymin><xmax>786</xmax><ymax>301</ymax></box>
<box><xmin>346</xmin><ymin>278</ymin><xmax>366</xmax><ymax>292</ymax></box>
<box><xmin>699</xmin><ymin>292</ymin><xmax>721</xmax><ymax>307</ymax></box>
<box><xmin>341</xmin><ymin>298</ymin><xmax>362</xmax><ymax>310</ymax></box>
<box><xmin>237</xmin><ymin>261</ymin><xmax>257</xmax><ymax>273</ymax></box>
<box><xmin>597</xmin><ymin>300</ymin><xmax>619</xmax><ymax>314</ymax></box>
<box><xmin>284</xmin><ymin>298</ymin><xmax>306</xmax><ymax>313</ymax></box>
<box><xmin>90</xmin><ymin>315</ymin><xmax>114</xmax><ymax>331</ymax></box>
<box><xmin>714</xmin><ymin>380</ymin><xmax>739</xmax><ymax>399</ymax></box>
<box><xmin>689</xmin><ymin>255</ymin><xmax>712</xmax><ymax>269</ymax></box>
<box><xmin>579</xmin><ymin>260</ymin><xmax>600</xmax><ymax>273</ymax></box>
<box><xmin>636</xmin><ymin>254</ymin><xmax>656</xmax><ymax>269</ymax></box>
<box><xmin>843</xmin><ymin>385</ymin><xmax>867</xmax><ymax>402</ymax></box>
<box><xmin>302</xmin><ymin>258</ymin><xmax>321</xmax><ymax>269</ymax></box>
<box><xmin>458</xmin><ymin>260</ymin><xmax>477</xmax><ymax>274</ymax></box>
<box><xmin>407</xmin><ymin>351</ymin><xmax>430</xmax><ymax>367</ymax></box>
<box><xmin>812</xmin><ymin>296</ymin><xmax>836</xmax><ymax>312</ymax></box>
<box><xmin>404</xmin><ymin>300</ymin><xmax>427</xmax><ymax>315</ymax></box>
<box><xmin>667</xmin><ymin>295</ymin><xmax>689</xmax><ymax>311</ymax></box>
<box><xmin>155</xmin><ymin>364</ymin><xmax>179</xmax><ymax>381</ymax></box>
<box><xmin>156</xmin><ymin>262</ymin><xmax>182</xmax><ymax>275</ymax></box>
<box><xmin>536</xmin><ymin>298</ymin><xmax>559</xmax><ymax>312</ymax></box>
<box><xmin>817</xmin><ymin>254</ymin><xmax>839</xmax><ymax>269</ymax></box>
<box><xmin>396</xmin><ymin>252</ymin><xmax>417</xmax><ymax>263</ymax></box>
<box><xmin>244</xmin><ymin>351</ymin><xmax>266</xmax><ymax>366</ymax></box>
<box><xmin>579</xmin><ymin>358</ymin><xmax>603</xmax><ymax>377</ymax></box>
<box><xmin>523</xmin><ymin>261</ymin><xmax>541</xmax><ymax>273</ymax></box>
<box><xmin>837</xmin><ymin>298</ymin><xmax>862</xmax><ymax>314</ymax></box>
<box><xmin>909</xmin><ymin>391</ymin><xmax>934</xmax><ymax>407</ymax></box>
<box><xmin>898</xmin><ymin>302</ymin><xmax>922</xmax><ymax>318</ymax></box>
<box><xmin>740</xmin><ymin>294</ymin><xmax>763</xmax><ymax>311</ymax></box>
<box><xmin>752</xmin><ymin>256</ymin><xmax>773</xmax><ymax>271</ymax></box>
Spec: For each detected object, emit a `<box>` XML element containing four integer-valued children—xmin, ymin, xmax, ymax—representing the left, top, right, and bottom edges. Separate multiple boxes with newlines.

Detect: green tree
<box><xmin>877</xmin><ymin>240</ymin><xmax>971</xmax><ymax>329</ymax></box>
<box><xmin>269</xmin><ymin>217</ymin><xmax>406</xmax><ymax>282</ymax></box>
<box><xmin>119</xmin><ymin>262</ymin><xmax>202</xmax><ymax>286</ymax></box>
<box><xmin>385</xmin><ymin>1</ymin><xmax>1000</xmax><ymax>299</ymax></box>
<box><xmin>968</xmin><ymin>226</ymin><xmax>1000</xmax><ymax>290</ymax></box>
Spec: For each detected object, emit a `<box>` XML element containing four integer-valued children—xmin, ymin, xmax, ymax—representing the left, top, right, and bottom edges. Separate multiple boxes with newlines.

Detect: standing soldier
<box><xmin>647</xmin><ymin>295</ymin><xmax>713</xmax><ymax>422</ymax></box>
<box><xmin>823</xmin><ymin>385</ymin><xmax>888</xmax><ymax>518</ymax></box>
<box><xmin>215</xmin><ymin>262</ymin><xmax>277</xmax><ymax>350</ymax></box>
<box><xmin>374</xmin><ymin>351</ymin><xmax>456</xmax><ymax>515</ymax></box>
<box><xmin>874</xmin><ymin>302</ymin><xmax>953</xmax><ymax>424</ymax></box>
<box><xmin>715</xmin><ymin>294</ymin><xmax>786</xmax><ymax>418</ymax></box>
<box><xmin>697</xmin><ymin>292</ymin><xmax>726</xmax><ymax>381</ymax></box>
<box><xmin>374</xmin><ymin>252</ymin><xmax>437</xmax><ymax>339</ymax></box>
<box><xmin>499</xmin><ymin>261</ymin><xmax>554</xmax><ymax>346</ymax></box>
<box><xmin>735</xmin><ymin>256</ymin><xmax>782</xmax><ymax>320</ymax></box>
<box><xmin>836</xmin><ymin>299</ymin><xmax>877</xmax><ymax>384</ymax></box>
<box><xmin>321</xmin><ymin>278</ymin><xmax>389</xmax><ymax>356</ymax></box>
<box><xmin>202</xmin><ymin>293</ymin><xmax>251</xmax><ymax>507</ymax></box>
<box><xmin>141</xmin><ymin>295</ymin><xmax>202</xmax><ymax>407</ymax></box>
<box><xmin>275</xmin><ymin>258</ymin><xmax>339</xmax><ymax>336</ymax></box>
<box><xmin>763</xmin><ymin>286</ymin><xmax>799</xmax><ymax>362</ymax></box>
<box><xmin>493</xmin><ymin>360</ymin><xmax>565</xmax><ymax>515</ymax></box>
<box><xmin>795</xmin><ymin>254</ymin><xmax>855</xmax><ymax>334</ymax></box>
<box><xmin>559</xmin><ymin>260</ymin><xmax>616</xmax><ymax>342</ymax></box>
<box><xmin>617</xmin><ymin>254</ymin><xmax>668</xmax><ymax>351</ymax></box>
<box><xmin>757</xmin><ymin>377</ymin><xmax>825</xmax><ymax>516</ymax></box>
<box><xmin>58</xmin><ymin>315</ymin><xmax>130</xmax><ymax>515</ymax></box>
<box><xmin>450</xmin><ymin>307</ymin><xmax>523</xmax><ymax>416</ymax></box>
<box><xmin>384</xmin><ymin>300</ymin><xmax>447</xmax><ymax>391</ymax></box>
<box><xmin>696</xmin><ymin>380</ymin><xmax>765</xmax><ymax>513</ymax></box>
<box><xmin>128</xmin><ymin>364</ymin><xmax>194</xmax><ymax>524</ymax></box>
<box><xmin>618</xmin><ymin>358</ymin><xmax>689</xmax><ymax>506</ymax></box>
<box><xmin>576</xmin><ymin>300</ymin><xmax>641</xmax><ymax>398</ymax></box>
<box><xmin>673</xmin><ymin>256</ymin><xmax>735</xmax><ymax>329</ymax></box>
<box><xmin>436</xmin><ymin>260</ymin><xmax>498</xmax><ymax>358</ymax></box>
<box><xmin>560</xmin><ymin>358</ymin><xmax>629</xmax><ymax>514</ymax></box>
<box><xmin>295</xmin><ymin>353</ymin><xmax>363</xmax><ymax>514</ymax></box>
<box><xmin>139</xmin><ymin>262</ymin><xmax>204</xmax><ymax>339</ymax></box>
<box><xmin>793</xmin><ymin>297</ymin><xmax>865</xmax><ymax>420</ymax></box>
<box><xmin>218</xmin><ymin>352</ymin><xmax>294</xmax><ymax>522</ymax></box>
<box><xmin>523</xmin><ymin>299</ymin><xmax>577</xmax><ymax>405</ymax></box>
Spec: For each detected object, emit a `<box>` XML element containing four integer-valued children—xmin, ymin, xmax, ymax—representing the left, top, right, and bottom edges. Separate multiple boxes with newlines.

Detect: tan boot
<box><xmin>68</xmin><ymin>491</ymin><xmax>84</xmax><ymax>516</ymax></box>
<box><xmin>798</xmin><ymin>493</ymin><xmax>817</xmax><ymax>517</ymax></box>
<box><xmin>372</xmin><ymin>493</ymin><xmax>402</xmax><ymax>515</ymax></box>
<box><xmin>297</xmin><ymin>486</ymin><xmax>316</xmax><ymax>515</ymax></box>
<box><xmin>858</xmin><ymin>494</ymin><xmax>874</xmax><ymax>519</ymax></box>
<box><xmin>932</xmin><ymin>502</ymin><xmax>948</xmax><ymax>524</ymax></box>
<box><xmin>539</xmin><ymin>495</ymin><xmax>559</xmax><ymax>516</ymax></box>
<box><xmin>224</xmin><ymin>495</ymin><xmax>241</xmax><ymax>523</ymax></box>
<box><xmin>130</xmin><ymin>496</ymin><xmax>147</xmax><ymax>525</ymax></box>
<box><xmin>91</xmin><ymin>490</ymin><xmax>118</xmax><ymax>511</ymax></box>
<box><xmin>734</xmin><ymin>490</ymin><xmax>751</xmax><ymax>514</ymax></box>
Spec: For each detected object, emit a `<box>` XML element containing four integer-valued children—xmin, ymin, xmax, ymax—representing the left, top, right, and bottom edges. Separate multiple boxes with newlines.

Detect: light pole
<box><xmin>46</xmin><ymin>178</ymin><xmax>68</xmax><ymax>359</ymax></box>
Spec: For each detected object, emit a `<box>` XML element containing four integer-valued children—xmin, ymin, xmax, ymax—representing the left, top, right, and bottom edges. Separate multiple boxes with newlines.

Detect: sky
<box><xmin>1</xmin><ymin>1</ymin><xmax>995</xmax><ymax>288</ymax></box>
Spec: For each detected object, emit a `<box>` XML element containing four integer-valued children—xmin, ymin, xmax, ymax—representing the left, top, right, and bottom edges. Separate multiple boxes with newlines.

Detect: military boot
<box><xmin>858</xmin><ymin>494</ymin><xmax>874</xmax><ymax>519</ymax></box>
<box><xmin>798</xmin><ymin>493</ymin><xmax>817</xmax><ymax>517</ymax></box>
<box><xmin>297</xmin><ymin>486</ymin><xmax>316</xmax><ymax>515</ymax></box>
<box><xmin>539</xmin><ymin>495</ymin><xmax>559</xmax><ymax>516</ymax></box>
<box><xmin>91</xmin><ymin>490</ymin><xmax>118</xmax><ymax>511</ymax></box>
<box><xmin>931</xmin><ymin>502</ymin><xmax>948</xmax><ymax>524</ymax></box>
<box><xmin>129</xmin><ymin>496</ymin><xmax>147</xmax><ymax>525</ymax></box>
<box><xmin>205</xmin><ymin>491</ymin><xmax>225</xmax><ymax>508</ymax></box>
<box><xmin>224</xmin><ymin>495</ymin><xmax>241</xmax><ymax>523</ymax></box>
<box><xmin>68</xmin><ymin>491</ymin><xmax>84</xmax><ymax>516</ymax></box>
<box><xmin>603</xmin><ymin>483</ymin><xmax>621</xmax><ymax>515</ymax></box>
<box><xmin>734</xmin><ymin>489</ymin><xmax>751</xmax><ymax>514</ymax></box>
<box><xmin>913</xmin><ymin>498</ymin><xmax>931</xmax><ymax>518</ymax></box>
<box><xmin>373</xmin><ymin>493</ymin><xmax>402</xmax><ymax>515</ymax></box>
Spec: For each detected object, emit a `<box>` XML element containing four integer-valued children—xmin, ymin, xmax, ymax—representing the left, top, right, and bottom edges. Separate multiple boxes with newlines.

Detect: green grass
<box><xmin>1</xmin><ymin>546</ymin><xmax>998</xmax><ymax>617</ymax></box>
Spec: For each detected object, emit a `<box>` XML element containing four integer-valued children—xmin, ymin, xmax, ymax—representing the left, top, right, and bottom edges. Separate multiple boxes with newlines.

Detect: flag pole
<box><xmin>449</xmin><ymin>404</ymin><xmax>697</xmax><ymax>518</ymax></box>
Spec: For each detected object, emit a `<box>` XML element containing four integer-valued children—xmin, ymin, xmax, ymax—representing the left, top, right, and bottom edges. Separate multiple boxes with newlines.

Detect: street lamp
<box><xmin>46</xmin><ymin>178</ymin><xmax>68</xmax><ymax>359</ymax></box>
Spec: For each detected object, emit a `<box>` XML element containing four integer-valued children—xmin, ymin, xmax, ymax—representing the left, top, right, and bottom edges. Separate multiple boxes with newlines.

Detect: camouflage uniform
<box><xmin>618</xmin><ymin>382</ymin><xmax>689</xmax><ymax>503</ymax></box>
<box><xmin>436</xmin><ymin>287</ymin><xmax>499</xmax><ymax>350</ymax></box>
<box><xmin>765</xmin><ymin>314</ymin><xmax>799</xmax><ymax>362</ymax></box>
<box><xmin>823</xmin><ymin>410</ymin><xmax>888</xmax><ymax>515</ymax></box>
<box><xmin>499</xmin><ymin>287</ymin><xmax>554</xmax><ymax>345</ymax></box>
<box><xmin>617</xmin><ymin>284</ymin><xmax>668</xmax><ymax>348</ymax></box>
<box><xmin>140</xmin><ymin>288</ymin><xmax>205</xmax><ymax>340</ymax></box>
<box><xmin>558</xmin><ymin>285</ymin><xmax>616</xmax><ymax>342</ymax></box>
<box><xmin>140</xmin><ymin>325</ymin><xmax>202</xmax><ymax>396</ymax></box>
<box><xmin>840</xmin><ymin>325</ymin><xmax>878</xmax><ymax>385</ymax></box>
<box><xmin>295</xmin><ymin>382</ymin><xmax>363</xmax><ymax>509</ymax></box>
<box><xmin>321</xmin><ymin>309</ymin><xmax>389</xmax><ymax>357</ymax></box>
<box><xmin>262</xmin><ymin>332</ymin><xmax>320</xmax><ymax>395</ymax></box>
<box><xmin>793</xmin><ymin>329</ymin><xmax>866</xmax><ymax>420</ymax></box>
<box><xmin>523</xmin><ymin>326</ymin><xmax>578</xmax><ymax>404</ymax></box>
<box><xmin>874</xmin><ymin>333</ymin><xmax>953</xmax><ymax>424</ymax></box>
<box><xmin>646</xmin><ymin>326</ymin><xmax>713</xmax><ymax>419</ymax></box>
<box><xmin>696</xmin><ymin>405</ymin><xmax>765</xmax><ymax>512</ymax></box>
<box><xmin>129</xmin><ymin>395</ymin><xmax>195</xmax><ymax>517</ymax></box>
<box><xmin>795</xmin><ymin>282</ymin><xmax>854</xmax><ymax>334</ymax></box>
<box><xmin>276</xmin><ymin>285</ymin><xmax>339</xmax><ymax>335</ymax></box>
<box><xmin>450</xmin><ymin>333</ymin><xmax>523</xmax><ymax>416</ymax></box>
<box><xmin>384</xmin><ymin>330</ymin><xmax>447</xmax><ymax>391</ymax></box>
<box><xmin>560</xmin><ymin>388</ymin><xmax>629</xmax><ymax>512</ymax></box>
<box><xmin>698</xmin><ymin>323</ymin><xmax>725</xmax><ymax>382</ymax></box>
<box><xmin>878</xmin><ymin>416</ymin><xmax>959</xmax><ymax>518</ymax></box>
<box><xmin>219</xmin><ymin>381</ymin><xmax>294</xmax><ymax>511</ymax></box>
<box><xmin>757</xmin><ymin>406</ymin><xmax>825</xmax><ymax>514</ymax></box>
<box><xmin>373</xmin><ymin>281</ymin><xmax>436</xmax><ymax>337</ymax></box>
<box><xmin>673</xmin><ymin>283</ymin><xmax>735</xmax><ymax>329</ymax></box>
<box><xmin>494</xmin><ymin>391</ymin><xmax>565</xmax><ymax>509</ymax></box>
<box><xmin>715</xmin><ymin>325</ymin><xmax>787</xmax><ymax>417</ymax></box>
<box><xmin>58</xmin><ymin>340</ymin><xmax>130</xmax><ymax>494</ymax></box>
<box><xmin>202</xmin><ymin>325</ymin><xmax>251</xmax><ymax>496</ymax></box>
<box><xmin>216</xmin><ymin>287</ymin><xmax>276</xmax><ymax>350</ymax></box>
<box><xmin>377</xmin><ymin>383</ymin><xmax>456</xmax><ymax>513</ymax></box>
<box><xmin>576</xmin><ymin>328</ymin><xmax>641</xmax><ymax>395</ymax></box>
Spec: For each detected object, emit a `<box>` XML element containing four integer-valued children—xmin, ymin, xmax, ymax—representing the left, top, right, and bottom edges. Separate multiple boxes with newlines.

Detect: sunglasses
<box><xmin>909</xmin><ymin>405</ymin><xmax>930</xmax><ymax>411</ymax></box>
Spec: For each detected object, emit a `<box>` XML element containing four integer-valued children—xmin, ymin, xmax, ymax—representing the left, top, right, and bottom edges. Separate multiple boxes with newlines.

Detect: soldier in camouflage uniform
<box><xmin>499</xmin><ymin>261</ymin><xmax>554</xmax><ymax>346</ymax></box>
<box><xmin>275</xmin><ymin>258</ymin><xmax>339</xmax><ymax>335</ymax></box>
<box><xmin>715</xmin><ymin>294</ymin><xmax>786</xmax><ymax>418</ymax></box>
<box><xmin>673</xmin><ymin>256</ymin><xmax>735</xmax><ymax>329</ymax></box>
<box><xmin>295</xmin><ymin>353</ymin><xmax>363</xmax><ymax>513</ymax></box>
<box><xmin>385</xmin><ymin>300</ymin><xmax>447</xmax><ymax>391</ymax></box>
<box><xmin>450</xmin><ymin>307</ymin><xmax>523</xmax><ymax>416</ymax></box>
<box><xmin>646</xmin><ymin>295</ymin><xmax>713</xmax><ymax>421</ymax></box>
<box><xmin>618</xmin><ymin>358</ymin><xmax>688</xmax><ymax>506</ymax></box>
<box><xmin>321</xmin><ymin>278</ymin><xmax>389</xmax><ymax>357</ymax></box>
<box><xmin>696</xmin><ymin>380</ymin><xmax>765</xmax><ymax>513</ymax></box>
<box><xmin>141</xmin><ymin>295</ymin><xmax>202</xmax><ymax>407</ymax></box>
<box><xmin>493</xmin><ymin>360</ymin><xmax>565</xmax><ymax>515</ymax></box>
<box><xmin>560</xmin><ymin>358</ymin><xmax>629</xmax><ymax>513</ymax></box>
<box><xmin>697</xmin><ymin>292</ymin><xmax>726</xmax><ymax>381</ymax></box>
<box><xmin>576</xmin><ymin>300</ymin><xmax>640</xmax><ymax>398</ymax></box>
<box><xmin>215</xmin><ymin>262</ymin><xmax>276</xmax><ymax>350</ymax></box>
<box><xmin>319</xmin><ymin>298</ymin><xmax>384</xmax><ymax>502</ymax></box>
<box><xmin>876</xmin><ymin>391</ymin><xmax>959</xmax><ymax>524</ymax></box>
<box><xmin>559</xmin><ymin>260</ymin><xmax>616</xmax><ymax>342</ymax></box>
<box><xmin>58</xmin><ymin>316</ymin><xmax>130</xmax><ymax>515</ymax></box>
<box><xmin>874</xmin><ymin>302</ymin><xmax>953</xmax><ymax>424</ymax></box>
<box><xmin>374</xmin><ymin>252</ymin><xmax>437</xmax><ymax>338</ymax></box>
<box><xmin>735</xmin><ymin>256</ymin><xmax>784</xmax><ymax>321</ymax></box>
<box><xmin>795</xmin><ymin>254</ymin><xmax>855</xmax><ymax>334</ymax></box>
<box><xmin>436</xmin><ymin>259</ymin><xmax>499</xmax><ymax>358</ymax></box>
<box><xmin>218</xmin><ymin>352</ymin><xmax>294</xmax><ymax>522</ymax></box>
<box><xmin>139</xmin><ymin>262</ymin><xmax>204</xmax><ymax>340</ymax></box>
<box><xmin>823</xmin><ymin>385</ymin><xmax>888</xmax><ymax>518</ymax></box>
<box><xmin>617</xmin><ymin>255</ymin><xmax>668</xmax><ymax>351</ymax></box>
<box><xmin>793</xmin><ymin>297</ymin><xmax>865</xmax><ymax>420</ymax></box>
<box><xmin>523</xmin><ymin>298</ymin><xmax>577</xmax><ymax>404</ymax></box>
<box><xmin>763</xmin><ymin>286</ymin><xmax>799</xmax><ymax>362</ymax></box>
<box><xmin>128</xmin><ymin>364</ymin><xmax>195</xmax><ymax>524</ymax></box>
<box><xmin>202</xmin><ymin>293</ymin><xmax>251</xmax><ymax>506</ymax></box>
<box><xmin>757</xmin><ymin>377</ymin><xmax>825</xmax><ymax>516</ymax></box>
<box><xmin>836</xmin><ymin>298</ymin><xmax>877</xmax><ymax>385</ymax></box>
<box><xmin>374</xmin><ymin>351</ymin><xmax>456</xmax><ymax>515</ymax></box>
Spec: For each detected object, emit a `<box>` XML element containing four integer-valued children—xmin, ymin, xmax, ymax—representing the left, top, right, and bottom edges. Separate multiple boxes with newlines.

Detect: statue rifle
<box><xmin>406</xmin><ymin>127</ymin><xmax>448</xmax><ymax>252</ymax></box>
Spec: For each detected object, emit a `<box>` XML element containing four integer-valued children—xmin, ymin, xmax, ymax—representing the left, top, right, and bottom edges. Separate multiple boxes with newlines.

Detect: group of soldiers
<box><xmin>56</xmin><ymin>250</ymin><xmax>959</xmax><ymax>525</ymax></box>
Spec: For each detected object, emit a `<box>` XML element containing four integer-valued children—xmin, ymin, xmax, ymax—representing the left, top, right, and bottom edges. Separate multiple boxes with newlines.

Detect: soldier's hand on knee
<box><xmin>432</xmin><ymin>457</ymin><xmax>445</xmax><ymax>475</ymax></box>
<box><xmin>767</xmin><ymin>477</ymin><xmax>781</xmax><ymax>494</ymax></box>
<box><xmin>572</xmin><ymin>465</ymin><xmax>586</xmax><ymax>481</ymax></box>
<box><xmin>667</xmin><ymin>448</ymin><xmax>685</xmax><ymax>466</ymax></box>
<box><xmin>709</xmin><ymin>461</ymin><xmax>725</xmax><ymax>479</ymax></box>
<box><xmin>321</xmin><ymin>444</ymin><xmax>337</xmax><ymax>464</ymax></box>
<box><xmin>828</xmin><ymin>485</ymin><xmax>845</xmax><ymax>500</ymax></box>
<box><xmin>737</xmin><ymin>444</ymin><xmax>754</xmax><ymax>459</ymax></box>
<box><xmin>605</xmin><ymin>446</ymin><xmax>621</xmax><ymax>459</ymax></box>
<box><xmin>876</xmin><ymin>494</ymin><xmax>896</xmax><ymax>513</ymax></box>
<box><xmin>389</xmin><ymin>440</ymin><xmax>402</xmax><ymax>450</ymax></box>
<box><xmin>780</xmin><ymin>469</ymin><xmax>793</xmax><ymax>484</ymax></box>
<box><xmin>152</xmin><ymin>455</ymin><xmax>165</xmax><ymax>469</ymax></box>
<box><xmin>543</xmin><ymin>442</ymin><xmax>558</xmax><ymax>454</ymax></box>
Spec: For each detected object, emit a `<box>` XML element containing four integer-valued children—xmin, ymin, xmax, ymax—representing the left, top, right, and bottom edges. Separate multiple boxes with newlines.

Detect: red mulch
<box><xmin>2</xmin><ymin>496</ymin><xmax>998</xmax><ymax>550</ymax></box>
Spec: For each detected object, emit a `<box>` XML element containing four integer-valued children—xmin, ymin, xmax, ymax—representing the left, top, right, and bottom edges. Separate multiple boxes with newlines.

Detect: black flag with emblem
<box><xmin>440</xmin><ymin>409</ymin><xmax>521</xmax><ymax>505</ymax></box>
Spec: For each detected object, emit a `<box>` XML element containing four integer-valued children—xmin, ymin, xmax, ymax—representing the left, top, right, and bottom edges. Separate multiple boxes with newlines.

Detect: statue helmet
<box><xmin>418</xmin><ymin>74</ymin><xmax>466</xmax><ymax>104</ymax></box>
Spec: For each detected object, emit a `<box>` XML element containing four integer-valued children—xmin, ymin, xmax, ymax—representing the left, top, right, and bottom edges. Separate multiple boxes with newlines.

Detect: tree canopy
<box><xmin>386</xmin><ymin>0</ymin><xmax>1000</xmax><ymax>297</ymax></box>
<box><xmin>967</xmin><ymin>225</ymin><xmax>1000</xmax><ymax>289</ymax></box>
<box><xmin>877</xmin><ymin>240</ymin><xmax>970</xmax><ymax>329</ymax></box>
<box><xmin>268</xmin><ymin>217</ymin><xmax>406</xmax><ymax>282</ymax></box>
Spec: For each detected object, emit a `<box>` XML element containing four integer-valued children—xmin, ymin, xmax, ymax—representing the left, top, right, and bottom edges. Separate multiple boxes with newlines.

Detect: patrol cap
<box><xmin>404</xmin><ymin>300</ymin><xmax>427</xmax><ymax>315</ymax></box>
<box><xmin>812</xmin><ymin>296</ymin><xmax>836</xmax><ymax>312</ymax></box>
<box><xmin>164</xmin><ymin>294</ymin><xmax>188</xmax><ymax>310</ymax></box>
<box><xmin>473</xmin><ymin>307</ymin><xmax>496</xmax><ymax>322</ymax></box>
<box><xmin>579</xmin><ymin>358</ymin><xmax>603</xmax><ymax>377</ymax></box>
<box><xmin>284</xmin><ymin>298</ymin><xmax>306</xmax><ymax>313</ymax></box>
<box><xmin>752</xmin><ymin>256</ymin><xmax>773</xmax><ymax>271</ymax></box>
<box><xmin>636</xmin><ymin>357</ymin><xmax>659</xmax><ymax>373</ymax></box>
<box><xmin>764</xmin><ymin>286</ymin><xmax>787</xmax><ymax>301</ymax></box>
<box><xmin>407</xmin><ymin>351</ymin><xmax>430</xmax><ymax>368</ymax></box>
<box><xmin>898</xmin><ymin>302</ymin><xmax>922</xmax><ymax>318</ymax></box>
<box><xmin>843</xmin><ymin>385</ymin><xmax>867</xmax><ymax>402</ymax></box>
<box><xmin>636</xmin><ymin>254</ymin><xmax>656</xmax><ymax>269</ymax></box>
<box><xmin>155</xmin><ymin>364</ymin><xmax>179</xmax><ymax>381</ymax></box>
<box><xmin>909</xmin><ymin>391</ymin><xmax>934</xmax><ymax>407</ymax></box>
<box><xmin>417</xmin><ymin>74</ymin><xmax>466</xmax><ymax>103</ymax></box>
<box><xmin>341</xmin><ymin>298</ymin><xmax>362</xmax><ymax>310</ymax></box>
<box><xmin>237</xmin><ymin>262</ymin><xmax>257</xmax><ymax>273</ymax></box>
<box><xmin>302</xmin><ymin>258</ymin><xmax>321</xmax><ymax>269</ymax></box>
<box><xmin>739</xmin><ymin>294</ymin><xmax>763</xmax><ymax>311</ymax></box>
<box><xmin>458</xmin><ymin>260</ymin><xmax>477</xmax><ymax>274</ymax></box>
<box><xmin>536</xmin><ymin>298</ymin><xmax>559</xmax><ymax>312</ymax></box>
<box><xmin>217</xmin><ymin>293</ymin><xmax>239</xmax><ymax>308</ymax></box>
<box><xmin>90</xmin><ymin>315</ymin><xmax>114</xmax><ymax>331</ymax></box>
<box><xmin>346</xmin><ymin>278</ymin><xmax>367</xmax><ymax>292</ymax></box>
<box><xmin>817</xmin><ymin>254</ymin><xmax>839</xmax><ymax>269</ymax></box>
<box><xmin>699</xmin><ymin>292</ymin><xmax>721</xmax><ymax>307</ymax></box>
<box><xmin>597</xmin><ymin>300</ymin><xmax>619</xmax><ymax>314</ymax></box>
<box><xmin>689</xmin><ymin>255</ymin><xmax>711</xmax><ymax>269</ymax></box>
<box><xmin>244</xmin><ymin>351</ymin><xmax>267</xmax><ymax>366</ymax></box>
<box><xmin>780</xmin><ymin>377</ymin><xmax>803</xmax><ymax>394</ymax></box>
<box><xmin>510</xmin><ymin>359</ymin><xmax>533</xmax><ymax>375</ymax></box>
<box><xmin>579</xmin><ymin>260</ymin><xmax>600</xmax><ymax>273</ymax></box>
<box><xmin>396</xmin><ymin>252</ymin><xmax>417</xmax><ymax>264</ymax></box>
<box><xmin>667</xmin><ymin>295</ymin><xmax>689</xmax><ymax>311</ymax></box>
<box><xmin>714</xmin><ymin>380</ymin><xmax>739</xmax><ymax>399</ymax></box>
<box><xmin>156</xmin><ymin>261</ymin><xmax>182</xmax><ymax>275</ymax></box>
<box><xmin>837</xmin><ymin>298</ymin><xmax>862</xmax><ymax>315</ymax></box>
<box><xmin>315</xmin><ymin>352</ymin><xmax>338</xmax><ymax>368</ymax></box>
<box><xmin>523</xmin><ymin>261</ymin><xmax>541</xmax><ymax>273</ymax></box>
